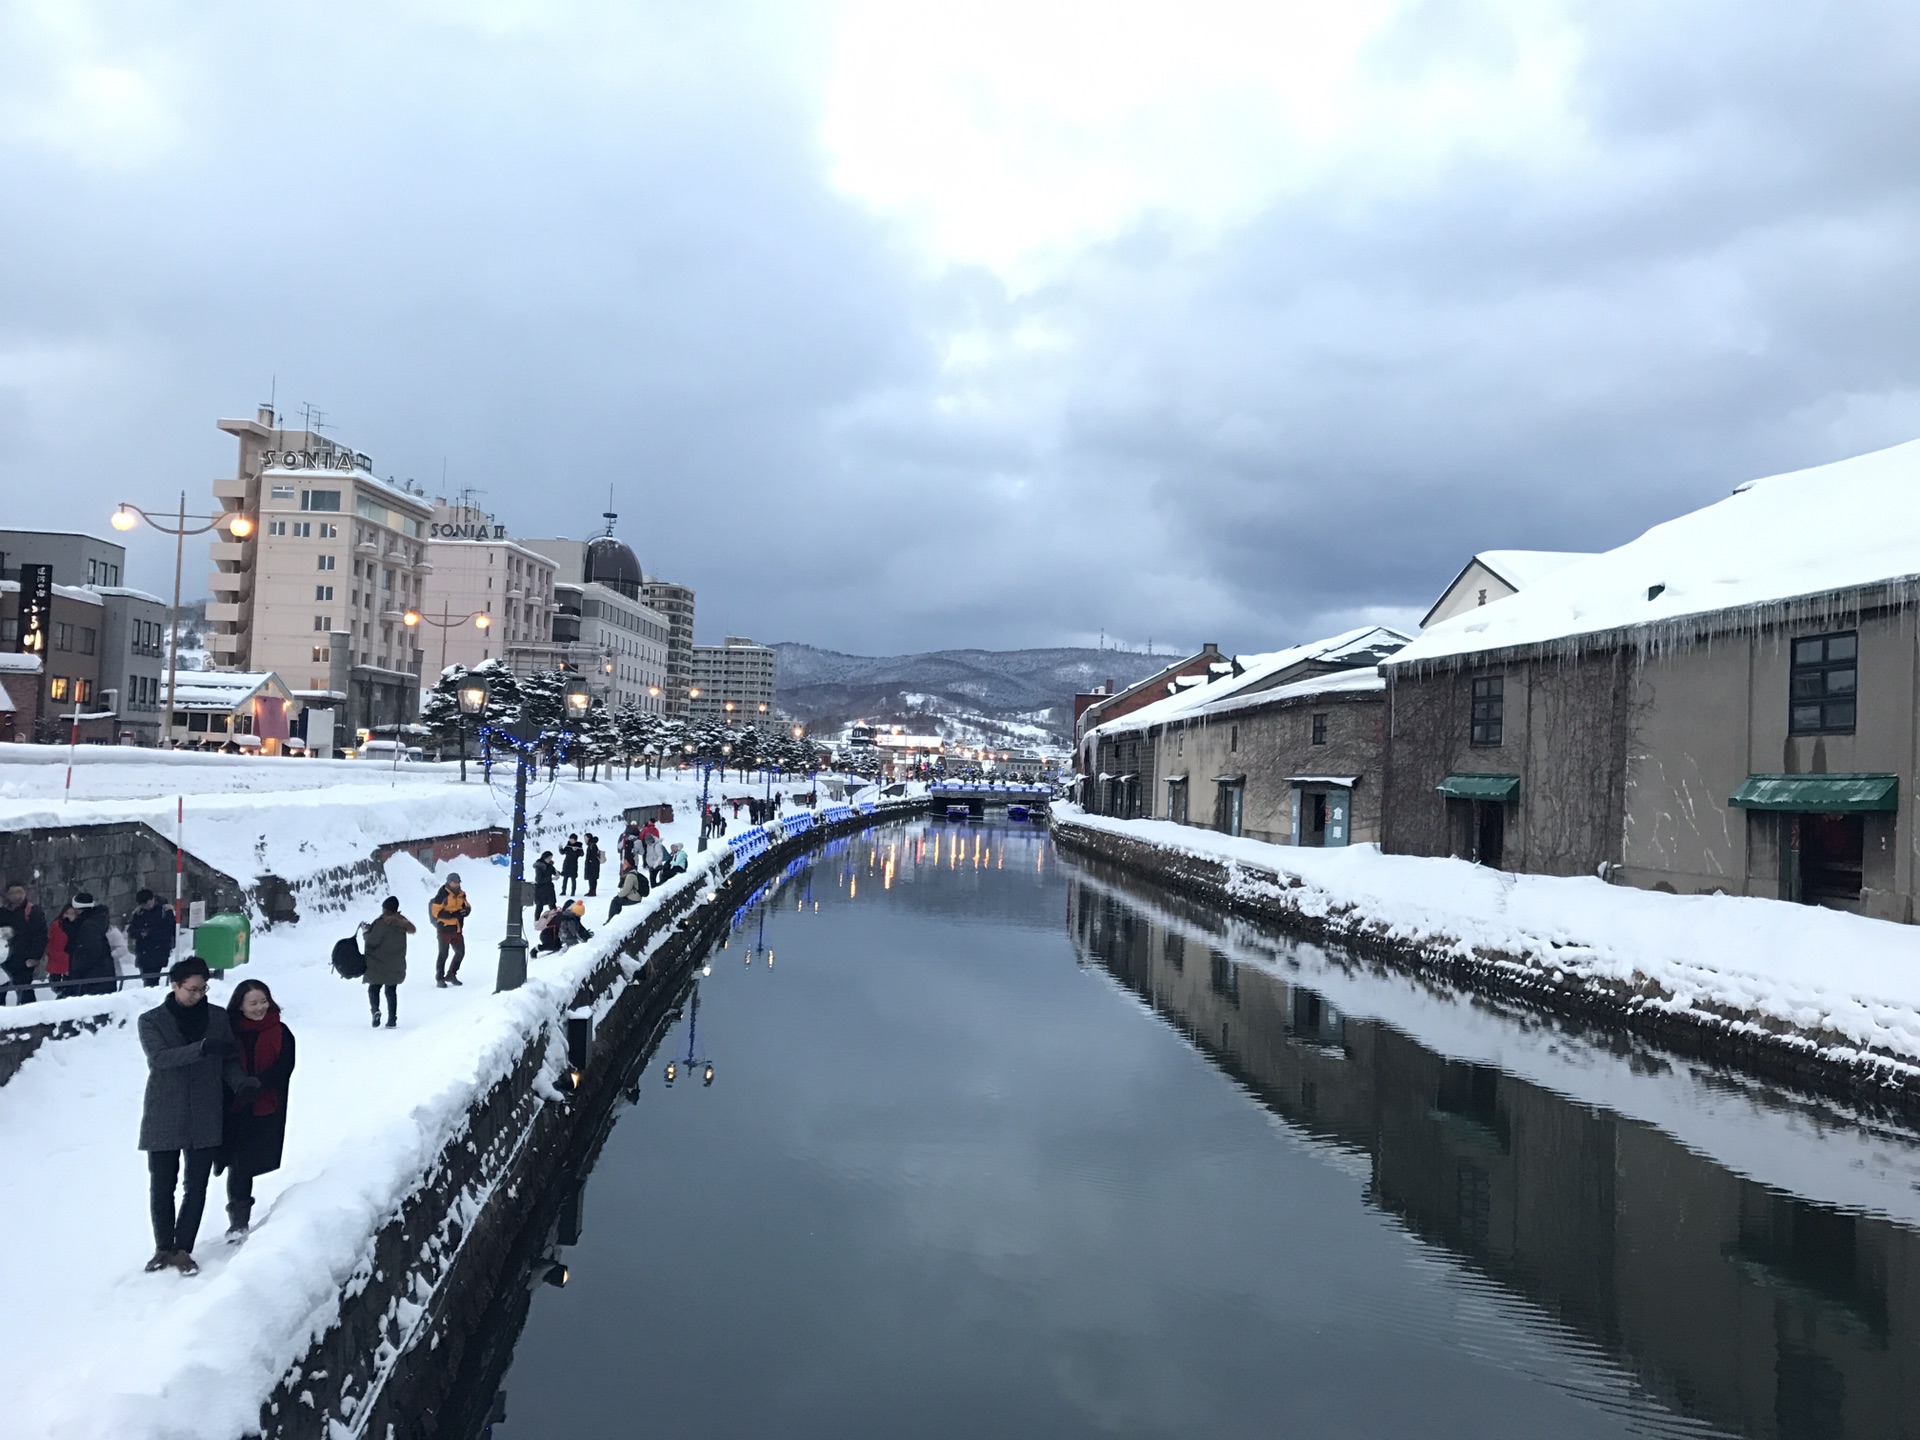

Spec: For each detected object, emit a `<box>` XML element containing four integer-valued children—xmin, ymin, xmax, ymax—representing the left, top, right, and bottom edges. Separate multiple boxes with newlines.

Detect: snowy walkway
<box><xmin>1054</xmin><ymin>804</ymin><xmax>1920</xmax><ymax>1076</ymax></box>
<box><xmin>0</xmin><ymin>763</ymin><xmax>847</xmax><ymax>1440</ymax></box>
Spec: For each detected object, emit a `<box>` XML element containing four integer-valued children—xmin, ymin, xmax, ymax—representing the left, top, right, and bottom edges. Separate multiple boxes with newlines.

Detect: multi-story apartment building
<box><xmin>0</xmin><ymin>531</ymin><xmax>167</xmax><ymax>742</ymax></box>
<box><xmin>641</xmin><ymin>580</ymin><xmax>696</xmax><ymax>715</ymax></box>
<box><xmin>417</xmin><ymin>501</ymin><xmax>556</xmax><ymax>675</ymax></box>
<box><xmin>209</xmin><ymin>408</ymin><xmax>433</xmax><ymax>737</ymax></box>
<box><xmin>690</xmin><ymin>635</ymin><xmax>777</xmax><ymax>729</ymax></box>
<box><xmin>522</xmin><ymin>533</ymin><xmax>670</xmax><ymax>712</ymax></box>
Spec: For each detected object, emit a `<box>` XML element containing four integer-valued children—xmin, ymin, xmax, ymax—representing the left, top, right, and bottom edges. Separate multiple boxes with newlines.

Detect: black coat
<box><xmin>533</xmin><ymin>857</ymin><xmax>557</xmax><ymax>909</ymax></box>
<box><xmin>222</xmin><ymin>1024</ymin><xmax>296</xmax><ymax>1177</ymax></box>
<box><xmin>0</xmin><ymin>900</ymin><xmax>48</xmax><ymax>964</ymax></box>
<box><xmin>128</xmin><ymin>903</ymin><xmax>177</xmax><ymax>966</ymax></box>
<box><xmin>63</xmin><ymin>906</ymin><xmax>116</xmax><ymax>987</ymax></box>
<box><xmin>584</xmin><ymin>841</ymin><xmax>602</xmax><ymax>879</ymax></box>
<box><xmin>560</xmin><ymin>842</ymin><xmax>582</xmax><ymax>878</ymax></box>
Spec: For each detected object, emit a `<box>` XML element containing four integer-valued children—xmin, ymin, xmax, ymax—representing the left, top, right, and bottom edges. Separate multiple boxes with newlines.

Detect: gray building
<box><xmin>1080</xmin><ymin>626</ymin><xmax>1409</xmax><ymax>840</ymax></box>
<box><xmin>690</xmin><ymin>635</ymin><xmax>777</xmax><ymax>729</ymax></box>
<box><xmin>1384</xmin><ymin>438</ymin><xmax>1920</xmax><ymax>922</ymax></box>
<box><xmin>642</xmin><ymin>579</ymin><xmax>696</xmax><ymax>715</ymax></box>
<box><xmin>0</xmin><ymin>530</ymin><xmax>167</xmax><ymax>744</ymax></box>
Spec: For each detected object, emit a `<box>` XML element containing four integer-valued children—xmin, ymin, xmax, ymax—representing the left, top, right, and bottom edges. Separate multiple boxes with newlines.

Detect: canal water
<box><xmin>474</xmin><ymin>819</ymin><xmax>1920</xmax><ymax>1439</ymax></box>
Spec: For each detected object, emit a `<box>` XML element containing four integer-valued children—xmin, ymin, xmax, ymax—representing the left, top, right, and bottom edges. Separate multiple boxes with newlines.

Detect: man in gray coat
<box><xmin>139</xmin><ymin>956</ymin><xmax>252</xmax><ymax>1275</ymax></box>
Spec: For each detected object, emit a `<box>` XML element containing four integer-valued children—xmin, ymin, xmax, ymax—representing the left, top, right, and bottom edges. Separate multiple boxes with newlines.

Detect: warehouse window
<box><xmin>1311</xmin><ymin>713</ymin><xmax>1328</xmax><ymax>745</ymax></box>
<box><xmin>1470</xmin><ymin>676</ymin><xmax>1504</xmax><ymax>747</ymax></box>
<box><xmin>1790</xmin><ymin>631</ymin><xmax>1857</xmax><ymax>735</ymax></box>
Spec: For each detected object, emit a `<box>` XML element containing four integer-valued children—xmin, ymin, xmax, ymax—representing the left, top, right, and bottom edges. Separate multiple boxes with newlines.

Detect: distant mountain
<box><xmin>770</xmin><ymin>643</ymin><xmax>1175</xmax><ymax>746</ymax></box>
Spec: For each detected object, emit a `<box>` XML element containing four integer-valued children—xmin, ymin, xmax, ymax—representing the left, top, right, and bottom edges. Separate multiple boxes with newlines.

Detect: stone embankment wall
<box><xmin>258</xmin><ymin>801</ymin><xmax>927</xmax><ymax>1439</ymax></box>
<box><xmin>0</xmin><ymin>821</ymin><xmax>246</xmax><ymax>926</ymax></box>
<box><xmin>1051</xmin><ymin>812</ymin><xmax>1920</xmax><ymax>1118</ymax></box>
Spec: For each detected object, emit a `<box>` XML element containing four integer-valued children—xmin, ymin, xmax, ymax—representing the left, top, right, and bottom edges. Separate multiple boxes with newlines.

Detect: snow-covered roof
<box><xmin>1394</xmin><ymin>437</ymin><xmax>1920</xmax><ymax>667</ymax></box>
<box><xmin>0</xmin><ymin>654</ymin><xmax>43</xmax><ymax>673</ymax></box>
<box><xmin>0</xmin><ymin>579</ymin><xmax>102</xmax><ymax>606</ymax></box>
<box><xmin>91</xmin><ymin>585</ymin><xmax>167</xmax><ymax>605</ymax></box>
<box><xmin>1088</xmin><ymin>626</ymin><xmax>1408</xmax><ymax>740</ymax></box>
<box><xmin>161</xmin><ymin>671</ymin><xmax>293</xmax><ymax>711</ymax></box>
<box><xmin>1473</xmin><ymin>550</ymin><xmax>1591</xmax><ymax>590</ymax></box>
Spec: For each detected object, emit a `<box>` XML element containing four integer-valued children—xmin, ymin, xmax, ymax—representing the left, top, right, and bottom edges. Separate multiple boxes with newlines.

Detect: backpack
<box><xmin>331</xmin><ymin>926</ymin><xmax>367</xmax><ymax>980</ymax></box>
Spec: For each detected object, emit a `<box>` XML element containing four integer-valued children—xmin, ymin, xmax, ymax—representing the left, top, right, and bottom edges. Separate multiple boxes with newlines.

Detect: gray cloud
<box><xmin>2</xmin><ymin>2</ymin><xmax>1918</xmax><ymax>656</ymax></box>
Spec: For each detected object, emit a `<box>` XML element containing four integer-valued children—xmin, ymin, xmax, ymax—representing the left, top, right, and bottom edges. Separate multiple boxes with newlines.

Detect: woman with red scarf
<box><xmin>219</xmin><ymin>979</ymin><xmax>297</xmax><ymax>1241</ymax></box>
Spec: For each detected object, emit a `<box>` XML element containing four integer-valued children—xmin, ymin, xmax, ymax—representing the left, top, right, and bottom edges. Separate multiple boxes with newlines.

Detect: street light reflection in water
<box><xmin>459</xmin><ymin>818</ymin><xmax>1920</xmax><ymax>1440</ymax></box>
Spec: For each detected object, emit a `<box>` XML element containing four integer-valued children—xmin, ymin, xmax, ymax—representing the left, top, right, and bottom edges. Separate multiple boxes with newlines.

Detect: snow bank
<box><xmin>1054</xmin><ymin>805</ymin><xmax>1920</xmax><ymax>1074</ymax></box>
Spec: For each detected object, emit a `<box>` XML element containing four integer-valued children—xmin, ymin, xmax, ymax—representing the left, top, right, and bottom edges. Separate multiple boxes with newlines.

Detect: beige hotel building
<box><xmin>209</xmin><ymin>407</ymin><xmax>433</xmax><ymax>737</ymax></box>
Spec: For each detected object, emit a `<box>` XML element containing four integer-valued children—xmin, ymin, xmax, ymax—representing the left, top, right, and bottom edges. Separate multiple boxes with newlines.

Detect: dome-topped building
<box><xmin>583</xmin><ymin>535</ymin><xmax>643</xmax><ymax>600</ymax></box>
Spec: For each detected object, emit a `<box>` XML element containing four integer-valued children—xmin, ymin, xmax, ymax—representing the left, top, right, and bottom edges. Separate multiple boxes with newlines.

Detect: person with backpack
<box><xmin>536</xmin><ymin>900</ymin><xmax>593</xmax><ymax>954</ymax></box>
<box><xmin>608</xmin><ymin>862</ymin><xmax>647</xmax><ymax>921</ymax></box>
<box><xmin>127</xmin><ymin>889</ymin><xmax>178</xmax><ymax>988</ymax></box>
<box><xmin>139</xmin><ymin>957</ymin><xmax>251</xmax><ymax>1276</ymax></box>
<box><xmin>428</xmin><ymin>874</ymin><xmax>471</xmax><ymax>988</ymax></box>
<box><xmin>362</xmin><ymin>897</ymin><xmax>415</xmax><ymax>1029</ymax></box>
<box><xmin>583</xmin><ymin>835</ymin><xmax>603</xmax><ymax>897</ymax></box>
<box><xmin>218</xmin><ymin>978</ymin><xmax>295</xmax><ymax>1242</ymax></box>
<box><xmin>533</xmin><ymin>850</ymin><xmax>558</xmax><ymax>914</ymax></box>
<box><xmin>559</xmin><ymin>835</ymin><xmax>582</xmax><ymax>897</ymax></box>
<box><xmin>0</xmin><ymin>881</ymin><xmax>48</xmax><ymax>1005</ymax></box>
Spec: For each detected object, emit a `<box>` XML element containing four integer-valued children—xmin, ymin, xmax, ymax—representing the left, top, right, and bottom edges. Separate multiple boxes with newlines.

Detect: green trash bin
<box><xmin>194</xmin><ymin>912</ymin><xmax>251</xmax><ymax>970</ymax></box>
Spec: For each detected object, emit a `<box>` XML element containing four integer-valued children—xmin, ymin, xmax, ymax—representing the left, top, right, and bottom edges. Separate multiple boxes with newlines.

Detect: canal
<box><xmin>466</xmin><ymin>818</ymin><xmax>1920</xmax><ymax>1439</ymax></box>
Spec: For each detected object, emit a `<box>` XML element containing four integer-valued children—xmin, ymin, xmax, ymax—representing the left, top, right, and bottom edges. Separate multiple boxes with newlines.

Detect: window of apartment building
<box><xmin>318</xmin><ymin>554</ymin><xmax>336</xmax><ymax>571</ymax></box>
<box><xmin>1470</xmin><ymin>675</ymin><xmax>1504</xmax><ymax>747</ymax></box>
<box><xmin>53</xmin><ymin>622</ymin><xmax>72</xmax><ymax>651</ymax></box>
<box><xmin>314</xmin><ymin>615</ymin><xmax>333</xmax><ymax>632</ymax></box>
<box><xmin>301</xmin><ymin>489</ymin><xmax>342</xmax><ymax>512</ymax></box>
<box><xmin>318</xmin><ymin>522</ymin><xmax>338</xmax><ymax>538</ymax></box>
<box><xmin>1311</xmin><ymin>712</ymin><xmax>1328</xmax><ymax>745</ymax></box>
<box><xmin>79</xmin><ymin>627</ymin><xmax>95</xmax><ymax>655</ymax></box>
<box><xmin>312</xmin><ymin>645</ymin><xmax>330</xmax><ymax>662</ymax></box>
<box><xmin>316</xmin><ymin>585</ymin><xmax>334</xmax><ymax>601</ymax></box>
<box><xmin>291</xmin><ymin>521</ymin><xmax>313</xmax><ymax>538</ymax></box>
<box><xmin>1790</xmin><ymin>631</ymin><xmax>1857</xmax><ymax>735</ymax></box>
<box><xmin>50</xmin><ymin>677</ymin><xmax>70</xmax><ymax>700</ymax></box>
<box><xmin>271</xmin><ymin>484</ymin><xmax>295</xmax><ymax>501</ymax></box>
<box><xmin>75</xmin><ymin>679</ymin><xmax>92</xmax><ymax>703</ymax></box>
<box><xmin>268</xmin><ymin>519</ymin><xmax>288</xmax><ymax>536</ymax></box>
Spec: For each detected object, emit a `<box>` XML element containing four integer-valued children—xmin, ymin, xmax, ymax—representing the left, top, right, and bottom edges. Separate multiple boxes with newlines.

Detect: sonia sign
<box><xmin>429</xmin><ymin>521</ymin><xmax>509</xmax><ymax>539</ymax></box>
<box><xmin>262</xmin><ymin>448</ymin><xmax>372</xmax><ymax>473</ymax></box>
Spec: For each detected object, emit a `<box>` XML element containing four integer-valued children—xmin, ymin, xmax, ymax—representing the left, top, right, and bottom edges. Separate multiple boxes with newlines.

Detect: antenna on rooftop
<box><xmin>299</xmin><ymin>402</ymin><xmax>331</xmax><ymax>434</ymax></box>
<box><xmin>601</xmin><ymin>484</ymin><xmax>618</xmax><ymax>537</ymax></box>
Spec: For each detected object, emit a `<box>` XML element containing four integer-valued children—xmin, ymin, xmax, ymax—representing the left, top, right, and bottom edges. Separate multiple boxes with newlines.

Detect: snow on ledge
<box><xmin>1052</xmin><ymin>804</ymin><xmax>1920</xmax><ymax>1072</ymax></box>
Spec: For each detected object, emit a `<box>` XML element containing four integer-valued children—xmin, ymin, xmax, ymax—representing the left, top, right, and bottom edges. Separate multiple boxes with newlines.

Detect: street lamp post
<box><xmin>111</xmin><ymin>496</ymin><xmax>254</xmax><ymax>748</ymax></box>
<box><xmin>403</xmin><ymin>603</ymin><xmax>494</xmax><ymax>678</ymax></box>
<box><xmin>457</xmin><ymin>680</ymin><xmax>487</xmax><ymax>783</ymax></box>
<box><xmin>496</xmin><ymin>674</ymin><xmax>592</xmax><ymax>993</ymax></box>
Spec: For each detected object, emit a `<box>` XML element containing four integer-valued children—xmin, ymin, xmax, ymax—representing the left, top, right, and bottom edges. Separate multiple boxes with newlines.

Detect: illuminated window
<box><xmin>49</xmin><ymin>677</ymin><xmax>70</xmax><ymax>701</ymax></box>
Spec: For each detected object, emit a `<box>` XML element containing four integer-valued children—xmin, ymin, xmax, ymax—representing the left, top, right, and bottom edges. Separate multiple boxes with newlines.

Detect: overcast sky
<box><xmin>4</xmin><ymin>1</ymin><xmax>1918</xmax><ymax>655</ymax></box>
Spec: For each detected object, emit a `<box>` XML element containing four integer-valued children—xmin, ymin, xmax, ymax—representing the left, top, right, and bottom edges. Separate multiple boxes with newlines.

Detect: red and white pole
<box><xmin>62</xmin><ymin>703</ymin><xmax>81</xmax><ymax>800</ymax></box>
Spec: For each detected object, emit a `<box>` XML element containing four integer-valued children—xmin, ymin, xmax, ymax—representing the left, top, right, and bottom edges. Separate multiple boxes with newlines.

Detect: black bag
<box><xmin>331</xmin><ymin>927</ymin><xmax>367</xmax><ymax>980</ymax></box>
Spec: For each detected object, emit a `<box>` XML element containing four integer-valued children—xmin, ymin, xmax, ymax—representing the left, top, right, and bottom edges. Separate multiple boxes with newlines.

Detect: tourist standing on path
<box><xmin>139</xmin><ymin>957</ymin><xmax>251</xmax><ymax>1276</ymax></box>
<box><xmin>363</xmin><ymin>897</ymin><xmax>415</xmax><ymax>1029</ymax></box>
<box><xmin>533</xmin><ymin>850</ymin><xmax>558</xmax><ymax>914</ymax></box>
<box><xmin>560</xmin><ymin>835</ymin><xmax>582</xmax><ymax>897</ymax></box>
<box><xmin>61</xmin><ymin>892</ymin><xmax>118</xmax><ymax>997</ymax></box>
<box><xmin>0</xmin><ymin>881</ymin><xmax>47</xmax><ymax>1005</ymax></box>
<box><xmin>429</xmin><ymin>873</ymin><xmax>471</xmax><ymax>988</ymax></box>
<box><xmin>609</xmin><ymin>862</ymin><xmax>647</xmax><ymax>920</ymax></box>
<box><xmin>127</xmin><ymin>889</ymin><xmax>177</xmax><ymax>988</ymax></box>
<box><xmin>583</xmin><ymin>835</ymin><xmax>603</xmax><ymax>896</ymax></box>
<box><xmin>642</xmin><ymin>832</ymin><xmax>668</xmax><ymax>886</ymax></box>
<box><xmin>220</xmin><ymin>979</ymin><xmax>295</xmax><ymax>1242</ymax></box>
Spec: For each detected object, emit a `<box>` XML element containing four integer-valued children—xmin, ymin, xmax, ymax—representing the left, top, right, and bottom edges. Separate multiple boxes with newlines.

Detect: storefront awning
<box><xmin>1288</xmin><ymin>775</ymin><xmax>1358</xmax><ymax>789</ymax></box>
<box><xmin>1728</xmin><ymin>773</ymin><xmax>1898</xmax><ymax>812</ymax></box>
<box><xmin>1436</xmin><ymin>773</ymin><xmax>1519</xmax><ymax>801</ymax></box>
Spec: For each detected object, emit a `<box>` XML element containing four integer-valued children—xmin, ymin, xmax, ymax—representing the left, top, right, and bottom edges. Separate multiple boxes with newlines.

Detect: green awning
<box><xmin>1436</xmin><ymin>773</ymin><xmax>1519</xmax><ymax>801</ymax></box>
<box><xmin>1728</xmin><ymin>773</ymin><xmax>1899</xmax><ymax>812</ymax></box>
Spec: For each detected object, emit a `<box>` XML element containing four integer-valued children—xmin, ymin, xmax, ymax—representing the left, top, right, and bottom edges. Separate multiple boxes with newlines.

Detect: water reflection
<box><xmin>1069</xmin><ymin>869</ymin><xmax>1920</xmax><ymax>1440</ymax></box>
<box><xmin>457</xmin><ymin>820</ymin><xmax>1920</xmax><ymax>1440</ymax></box>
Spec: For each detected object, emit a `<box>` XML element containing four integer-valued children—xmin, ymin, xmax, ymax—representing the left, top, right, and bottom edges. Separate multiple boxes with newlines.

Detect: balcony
<box><xmin>210</xmin><ymin>540</ymin><xmax>249</xmax><ymax>564</ymax></box>
<box><xmin>208</xmin><ymin>571</ymin><xmax>247</xmax><ymax>596</ymax></box>
<box><xmin>356</xmin><ymin>538</ymin><xmax>380</xmax><ymax>555</ymax></box>
<box><xmin>212</xmin><ymin>477</ymin><xmax>248</xmax><ymax>504</ymax></box>
<box><xmin>206</xmin><ymin>601</ymin><xmax>245</xmax><ymax>626</ymax></box>
<box><xmin>206</xmin><ymin>632</ymin><xmax>240</xmax><ymax>656</ymax></box>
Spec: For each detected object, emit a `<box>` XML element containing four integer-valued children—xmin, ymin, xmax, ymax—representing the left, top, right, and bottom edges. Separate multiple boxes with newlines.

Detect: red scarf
<box><xmin>236</xmin><ymin>1007</ymin><xmax>285</xmax><ymax>1116</ymax></box>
